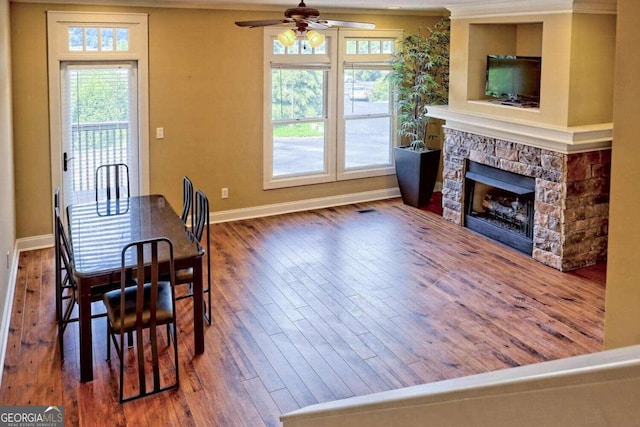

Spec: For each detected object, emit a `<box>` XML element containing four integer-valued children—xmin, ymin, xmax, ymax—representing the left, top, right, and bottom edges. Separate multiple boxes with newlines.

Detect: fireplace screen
<box><xmin>464</xmin><ymin>161</ymin><xmax>535</xmax><ymax>254</ymax></box>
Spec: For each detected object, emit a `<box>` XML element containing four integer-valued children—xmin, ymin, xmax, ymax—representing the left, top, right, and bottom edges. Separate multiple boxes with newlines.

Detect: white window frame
<box><xmin>47</xmin><ymin>11</ymin><xmax>150</xmax><ymax>205</ymax></box>
<box><xmin>337</xmin><ymin>29</ymin><xmax>402</xmax><ymax>181</ymax></box>
<box><xmin>263</xmin><ymin>28</ymin><xmax>337</xmax><ymax>190</ymax></box>
<box><xmin>263</xmin><ymin>28</ymin><xmax>401</xmax><ymax>190</ymax></box>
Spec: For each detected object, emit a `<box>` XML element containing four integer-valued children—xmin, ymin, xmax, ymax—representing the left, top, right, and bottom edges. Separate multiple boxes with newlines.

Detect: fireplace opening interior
<box><xmin>464</xmin><ymin>161</ymin><xmax>535</xmax><ymax>255</ymax></box>
<box><xmin>468</xmin><ymin>183</ymin><xmax>533</xmax><ymax>236</ymax></box>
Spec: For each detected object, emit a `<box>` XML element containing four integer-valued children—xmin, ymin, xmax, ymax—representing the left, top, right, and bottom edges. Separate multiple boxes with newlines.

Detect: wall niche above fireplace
<box><xmin>447</xmin><ymin>5</ymin><xmax>616</xmax><ymax>128</ymax></box>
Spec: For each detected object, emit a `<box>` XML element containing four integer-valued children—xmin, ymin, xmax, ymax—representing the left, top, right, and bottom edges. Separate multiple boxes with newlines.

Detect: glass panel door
<box><xmin>61</xmin><ymin>62</ymin><xmax>139</xmax><ymax>206</ymax></box>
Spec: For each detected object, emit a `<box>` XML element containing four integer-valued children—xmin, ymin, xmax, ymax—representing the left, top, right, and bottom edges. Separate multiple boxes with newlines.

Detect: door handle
<box><xmin>63</xmin><ymin>152</ymin><xmax>74</xmax><ymax>172</ymax></box>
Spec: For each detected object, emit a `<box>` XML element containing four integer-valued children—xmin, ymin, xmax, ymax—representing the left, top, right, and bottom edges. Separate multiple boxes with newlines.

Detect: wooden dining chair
<box><xmin>173</xmin><ymin>190</ymin><xmax>212</xmax><ymax>324</ymax></box>
<box><xmin>181</xmin><ymin>176</ymin><xmax>194</xmax><ymax>231</ymax></box>
<box><xmin>95</xmin><ymin>163</ymin><xmax>130</xmax><ymax>201</ymax></box>
<box><xmin>54</xmin><ymin>203</ymin><xmax>77</xmax><ymax>361</ymax></box>
<box><xmin>102</xmin><ymin>237</ymin><xmax>180</xmax><ymax>403</ymax></box>
<box><xmin>54</xmin><ymin>188</ymin><xmax>124</xmax><ymax>361</ymax></box>
<box><xmin>54</xmin><ymin>188</ymin><xmax>69</xmax><ymax>324</ymax></box>
<box><xmin>195</xmin><ymin>190</ymin><xmax>212</xmax><ymax>325</ymax></box>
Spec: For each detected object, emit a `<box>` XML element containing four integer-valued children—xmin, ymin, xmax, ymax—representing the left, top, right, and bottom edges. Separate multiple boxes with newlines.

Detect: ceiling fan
<box><xmin>235</xmin><ymin>1</ymin><xmax>375</xmax><ymax>45</ymax></box>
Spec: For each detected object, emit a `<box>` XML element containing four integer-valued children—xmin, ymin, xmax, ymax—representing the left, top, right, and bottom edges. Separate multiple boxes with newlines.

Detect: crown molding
<box><xmin>445</xmin><ymin>0</ymin><xmax>617</xmax><ymax>19</ymax></box>
<box><xmin>9</xmin><ymin>0</ymin><xmax>444</xmax><ymax>16</ymax></box>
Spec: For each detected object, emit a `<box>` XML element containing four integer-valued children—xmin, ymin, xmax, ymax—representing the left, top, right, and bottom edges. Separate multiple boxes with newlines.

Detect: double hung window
<box><xmin>264</xmin><ymin>28</ymin><xmax>402</xmax><ymax>189</ymax></box>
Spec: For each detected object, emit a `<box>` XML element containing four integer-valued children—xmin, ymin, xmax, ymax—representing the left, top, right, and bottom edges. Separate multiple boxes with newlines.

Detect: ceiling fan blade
<box><xmin>235</xmin><ymin>19</ymin><xmax>291</xmax><ymax>28</ymax></box>
<box><xmin>303</xmin><ymin>20</ymin><xmax>330</xmax><ymax>30</ymax></box>
<box><xmin>321</xmin><ymin>19</ymin><xmax>375</xmax><ymax>29</ymax></box>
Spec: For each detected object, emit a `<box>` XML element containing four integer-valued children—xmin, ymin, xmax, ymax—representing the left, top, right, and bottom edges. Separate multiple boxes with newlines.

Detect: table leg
<box><xmin>78</xmin><ymin>279</ymin><xmax>94</xmax><ymax>382</ymax></box>
<box><xmin>192</xmin><ymin>256</ymin><xmax>205</xmax><ymax>355</ymax></box>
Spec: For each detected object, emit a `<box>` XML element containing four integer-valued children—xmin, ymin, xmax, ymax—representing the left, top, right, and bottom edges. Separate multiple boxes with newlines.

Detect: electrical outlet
<box><xmin>221</xmin><ymin>188</ymin><xmax>229</xmax><ymax>199</ymax></box>
<box><xmin>156</xmin><ymin>127</ymin><xmax>164</xmax><ymax>139</ymax></box>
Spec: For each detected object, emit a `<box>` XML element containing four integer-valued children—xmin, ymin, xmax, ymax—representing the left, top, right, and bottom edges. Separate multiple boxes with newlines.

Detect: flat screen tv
<box><xmin>485</xmin><ymin>55</ymin><xmax>541</xmax><ymax>106</ymax></box>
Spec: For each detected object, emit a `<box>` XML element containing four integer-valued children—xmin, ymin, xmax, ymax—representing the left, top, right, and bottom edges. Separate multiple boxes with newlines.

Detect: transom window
<box><xmin>345</xmin><ymin>39</ymin><xmax>395</xmax><ymax>55</ymax></box>
<box><xmin>272</xmin><ymin>38</ymin><xmax>326</xmax><ymax>56</ymax></box>
<box><xmin>263</xmin><ymin>28</ymin><xmax>402</xmax><ymax>189</ymax></box>
<box><xmin>68</xmin><ymin>26</ymin><xmax>130</xmax><ymax>52</ymax></box>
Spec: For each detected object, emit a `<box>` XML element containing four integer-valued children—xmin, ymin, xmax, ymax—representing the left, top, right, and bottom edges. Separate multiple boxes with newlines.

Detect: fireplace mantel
<box><xmin>428</xmin><ymin>105</ymin><xmax>613</xmax><ymax>154</ymax></box>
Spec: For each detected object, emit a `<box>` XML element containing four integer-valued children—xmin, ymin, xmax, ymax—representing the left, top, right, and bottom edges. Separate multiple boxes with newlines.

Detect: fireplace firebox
<box><xmin>464</xmin><ymin>161</ymin><xmax>535</xmax><ymax>255</ymax></box>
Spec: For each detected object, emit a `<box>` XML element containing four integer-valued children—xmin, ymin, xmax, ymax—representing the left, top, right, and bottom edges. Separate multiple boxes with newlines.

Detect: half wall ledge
<box><xmin>281</xmin><ymin>345</ymin><xmax>640</xmax><ymax>427</ymax></box>
<box><xmin>427</xmin><ymin>105</ymin><xmax>613</xmax><ymax>155</ymax></box>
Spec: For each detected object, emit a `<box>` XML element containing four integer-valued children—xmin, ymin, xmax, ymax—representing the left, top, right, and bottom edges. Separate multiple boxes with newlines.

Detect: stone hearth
<box><xmin>442</xmin><ymin>128</ymin><xmax>611</xmax><ymax>271</ymax></box>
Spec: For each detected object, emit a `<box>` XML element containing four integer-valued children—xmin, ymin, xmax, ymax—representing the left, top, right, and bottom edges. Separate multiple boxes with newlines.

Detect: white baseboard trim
<box><xmin>0</xmin><ymin>241</ymin><xmax>21</xmax><ymax>387</ymax></box>
<box><xmin>210</xmin><ymin>188</ymin><xmax>401</xmax><ymax>223</ymax></box>
<box><xmin>0</xmin><ymin>235</ymin><xmax>52</xmax><ymax>386</ymax></box>
<box><xmin>16</xmin><ymin>234</ymin><xmax>54</xmax><ymax>252</ymax></box>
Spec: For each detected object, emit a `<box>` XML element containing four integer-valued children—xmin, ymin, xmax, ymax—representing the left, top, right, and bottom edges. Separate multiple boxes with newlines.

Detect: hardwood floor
<box><xmin>0</xmin><ymin>198</ymin><xmax>606</xmax><ymax>426</ymax></box>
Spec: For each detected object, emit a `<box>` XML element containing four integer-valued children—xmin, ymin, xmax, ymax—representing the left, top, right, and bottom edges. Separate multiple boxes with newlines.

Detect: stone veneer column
<box><xmin>441</xmin><ymin>128</ymin><xmax>610</xmax><ymax>271</ymax></box>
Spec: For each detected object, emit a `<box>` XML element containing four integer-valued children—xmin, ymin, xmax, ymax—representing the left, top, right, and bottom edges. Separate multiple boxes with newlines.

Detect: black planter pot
<box><xmin>394</xmin><ymin>146</ymin><xmax>441</xmax><ymax>208</ymax></box>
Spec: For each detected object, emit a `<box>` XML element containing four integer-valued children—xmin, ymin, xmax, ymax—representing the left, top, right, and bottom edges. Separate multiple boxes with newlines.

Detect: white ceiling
<box><xmin>11</xmin><ymin>0</ymin><xmax>617</xmax><ymax>16</ymax></box>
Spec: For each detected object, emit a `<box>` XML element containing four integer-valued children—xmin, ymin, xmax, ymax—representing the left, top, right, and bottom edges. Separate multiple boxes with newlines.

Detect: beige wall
<box><xmin>9</xmin><ymin>2</ymin><xmax>444</xmax><ymax>239</ymax></box>
<box><xmin>0</xmin><ymin>0</ymin><xmax>16</xmax><ymax>334</ymax></box>
<box><xmin>11</xmin><ymin>3</ymin><xmax>55</xmax><ymax>239</ymax></box>
<box><xmin>605</xmin><ymin>0</ymin><xmax>640</xmax><ymax>348</ymax></box>
<box><xmin>567</xmin><ymin>13</ymin><xmax>616</xmax><ymax>126</ymax></box>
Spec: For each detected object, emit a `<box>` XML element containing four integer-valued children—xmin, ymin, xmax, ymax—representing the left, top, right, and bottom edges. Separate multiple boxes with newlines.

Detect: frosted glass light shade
<box><xmin>278</xmin><ymin>29</ymin><xmax>296</xmax><ymax>47</ymax></box>
<box><xmin>306</xmin><ymin>30</ymin><xmax>325</xmax><ymax>48</ymax></box>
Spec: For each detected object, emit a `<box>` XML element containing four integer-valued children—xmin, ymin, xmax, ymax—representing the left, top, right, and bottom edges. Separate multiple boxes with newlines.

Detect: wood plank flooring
<box><xmin>0</xmin><ymin>198</ymin><xmax>606</xmax><ymax>426</ymax></box>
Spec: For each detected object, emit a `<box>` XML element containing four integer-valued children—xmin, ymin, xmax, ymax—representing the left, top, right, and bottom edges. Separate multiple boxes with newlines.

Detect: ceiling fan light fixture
<box><xmin>235</xmin><ymin>2</ymin><xmax>375</xmax><ymax>36</ymax></box>
<box><xmin>306</xmin><ymin>30</ymin><xmax>325</xmax><ymax>48</ymax></box>
<box><xmin>278</xmin><ymin>29</ymin><xmax>297</xmax><ymax>47</ymax></box>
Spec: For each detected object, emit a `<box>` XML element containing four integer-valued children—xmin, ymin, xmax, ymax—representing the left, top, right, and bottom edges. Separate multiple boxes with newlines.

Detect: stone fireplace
<box><xmin>440</xmin><ymin>127</ymin><xmax>611</xmax><ymax>271</ymax></box>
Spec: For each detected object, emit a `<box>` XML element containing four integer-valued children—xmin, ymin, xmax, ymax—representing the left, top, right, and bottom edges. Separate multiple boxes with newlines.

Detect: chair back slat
<box><xmin>95</xmin><ymin>163</ymin><xmax>130</xmax><ymax>201</ymax></box>
<box><xmin>193</xmin><ymin>190</ymin><xmax>209</xmax><ymax>241</ymax></box>
<box><xmin>181</xmin><ymin>176</ymin><xmax>193</xmax><ymax>230</ymax></box>
<box><xmin>55</xmin><ymin>208</ymin><xmax>75</xmax><ymax>281</ymax></box>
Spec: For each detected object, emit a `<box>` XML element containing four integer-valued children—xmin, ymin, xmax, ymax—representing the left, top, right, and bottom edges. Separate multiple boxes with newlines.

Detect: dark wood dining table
<box><xmin>67</xmin><ymin>194</ymin><xmax>205</xmax><ymax>383</ymax></box>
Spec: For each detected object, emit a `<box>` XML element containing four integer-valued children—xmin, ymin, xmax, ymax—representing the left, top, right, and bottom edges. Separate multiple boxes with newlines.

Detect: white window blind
<box><xmin>61</xmin><ymin>62</ymin><xmax>139</xmax><ymax>203</ymax></box>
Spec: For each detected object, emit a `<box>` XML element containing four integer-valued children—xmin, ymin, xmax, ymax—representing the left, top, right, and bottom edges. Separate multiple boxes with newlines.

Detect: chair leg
<box><xmin>58</xmin><ymin>316</ymin><xmax>65</xmax><ymax>362</ymax></box>
<box><xmin>172</xmin><ymin>321</ymin><xmax>180</xmax><ymax>388</ymax></box>
<box><xmin>119</xmin><ymin>328</ymin><xmax>126</xmax><ymax>404</ymax></box>
<box><xmin>150</xmin><ymin>324</ymin><xmax>161</xmax><ymax>393</ymax></box>
<box><xmin>135</xmin><ymin>326</ymin><xmax>146</xmax><ymax>398</ymax></box>
<box><xmin>106</xmin><ymin>322</ymin><xmax>111</xmax><ymax>361</ymax></box>
<box><xmin>205</xmin><ymin>280</ymin><xmax>212</xmax><ymax>325</ymax></box>
<box><xmin>55</xmin><ymin>278</ymin><xmax>62</xmax><ymax>324</ymax></box>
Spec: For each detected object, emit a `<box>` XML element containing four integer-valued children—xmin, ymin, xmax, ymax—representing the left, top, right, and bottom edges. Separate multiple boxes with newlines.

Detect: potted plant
<box><xmin>388</xmin><ymin>18</ymin><xmax>450</xmax><ymax>208</ymax></box>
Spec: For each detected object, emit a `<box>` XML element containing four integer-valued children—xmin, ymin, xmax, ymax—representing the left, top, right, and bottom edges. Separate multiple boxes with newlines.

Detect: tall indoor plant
<box><xmin>389</xmin><ymin>18</ymin><xmax>450</xmax><ymax>208</ymax></box>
